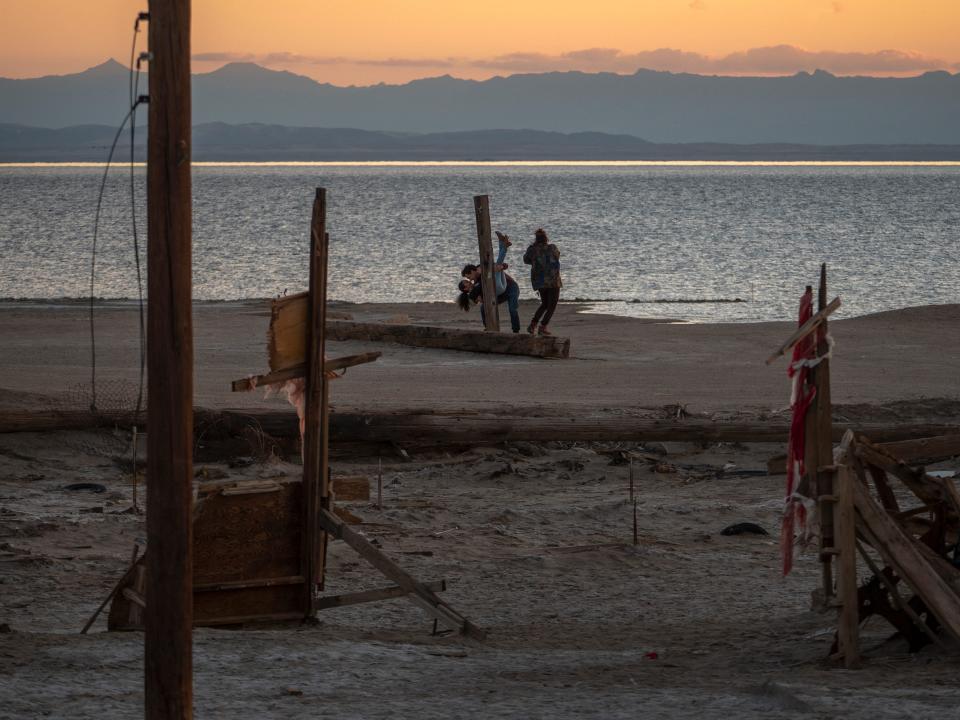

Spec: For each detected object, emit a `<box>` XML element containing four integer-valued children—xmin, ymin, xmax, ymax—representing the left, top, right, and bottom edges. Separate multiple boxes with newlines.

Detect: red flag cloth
<box><xmin>782</xmin><ymin>288</ymin><xmax>817</xmax><ymax>575</ymax></box>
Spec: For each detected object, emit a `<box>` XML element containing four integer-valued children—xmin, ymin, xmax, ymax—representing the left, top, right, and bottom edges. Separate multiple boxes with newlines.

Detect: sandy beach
<box><xmin>1</xmin><ymin>301</ymin><xmax>960</xmax><ymax>718</ymax></box>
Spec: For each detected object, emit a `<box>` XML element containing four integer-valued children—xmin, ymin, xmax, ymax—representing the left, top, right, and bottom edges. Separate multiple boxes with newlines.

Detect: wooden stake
<box><xmin>302</xmin><ymin>189</ymin><xmax>329</xmax><ymax>617</ymax></box>
<box><xmin>131</xmin><ymin>425</ymin><xmax>139</xmax><ymax>512</ymax></box>
<box><xmin>833</xmin><ymin>462</ymin><xmax>859</xmax><ymax>667</ymax></box>
<box><xmin>632</xmin><ymin>499</ymin><xmax>639</xmax><ymax>546</ymax></box>
<box><xmin>377</xmin><ymin>456</ymin><xmax>383</xmax><ymax>509</ymax></box>
<box><xmin>473</xmin><ymin>195</ymin><xmax>499</xmax><ymax>331</ymax></box>
<box><xmin>146</xmin><ymin>1</ymin><xmax>194</xmax><ymax>716</ymax></box>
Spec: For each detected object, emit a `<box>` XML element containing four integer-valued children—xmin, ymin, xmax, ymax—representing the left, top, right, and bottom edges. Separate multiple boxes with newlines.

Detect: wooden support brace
<box><xmin>765</xmin><ymin>296</ymin><xmax>841</xmax><ymax>365</ymax></box>
<box><xmin>316</xmin><ymin>580</ymin><xmax>446</xmax><ymax>610</ymax></box>
<box><xmin>317</xmin><ymin>508</ymin><xmax>486</xmax><ymax>640</ymax></box>
<box><xmin>231</xmin><ymin>352</ymin><xmax>382</xmax><ymax>392</ymax></box>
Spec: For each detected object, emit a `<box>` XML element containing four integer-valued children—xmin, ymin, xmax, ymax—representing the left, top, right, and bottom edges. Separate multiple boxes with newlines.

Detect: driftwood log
<box><xmin>326</xmin><ymin>320</ymin><xmax>570</xmax><ymax>359</ymax></box>
<box><xmin>2</xmin><ymin>407</ymin><xmax>957</xmax><ymax>445</ymax></box>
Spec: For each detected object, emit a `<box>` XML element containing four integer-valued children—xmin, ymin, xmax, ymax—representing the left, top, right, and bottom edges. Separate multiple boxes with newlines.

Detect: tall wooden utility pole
<box><xmin>302</xmin><ymin>188</ymin><xmax>330</xmax><ymax>616</ymax></box>
<box><xmin>146</xmin><ymin>1</ymin><xmax>194</xmax><ymax>718</ymax></box>
<box><xmin>473</xmin><ymin>195</ymin><xmax>499</xmax><ymax>331</ymax></box>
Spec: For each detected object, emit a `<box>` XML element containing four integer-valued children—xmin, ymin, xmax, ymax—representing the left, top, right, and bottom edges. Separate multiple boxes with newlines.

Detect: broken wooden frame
<box><xmin>107</xmin><ymin>187</ymin><xmax>486</xmax><ymax>638</ymax></box>
<box><xmin>828</xmin><ymin>431</ymin><xmax>960</xmax><ymax>667</ymax></box>
<box><xmin>770</xmin><ymin>265</ymin><xmax>960</xmax><ymax>667</ymax></box>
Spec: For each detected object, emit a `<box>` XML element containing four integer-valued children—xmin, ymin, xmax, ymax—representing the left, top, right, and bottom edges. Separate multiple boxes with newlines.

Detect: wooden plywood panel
<box><xmin>193</xmin><ymin>480</ymin><xmax>303</xmax><ymax>585</ymax></box>
<box><xmin>269</xmin><ymin>292</ymin><xmax>308</xmax><ymax>371</ymax></box>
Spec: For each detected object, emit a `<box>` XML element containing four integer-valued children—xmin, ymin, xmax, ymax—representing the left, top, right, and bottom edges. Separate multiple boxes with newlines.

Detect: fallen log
<box><xmin>326</xmin><ymin>320</ymin><xmax>570</xmax><ymax>359</ymax></box>
<box><xmin>4</xmin><ymin>408</ymin><xmax>958</xmax><ymax>445</ymax></box>
<box><xmin>269</xmin><ymin>292</ymin><xmax>568</xmax><ymax>361</ymax></box>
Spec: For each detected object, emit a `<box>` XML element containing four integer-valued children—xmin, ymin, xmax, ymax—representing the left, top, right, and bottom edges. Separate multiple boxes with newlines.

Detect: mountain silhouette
<box><xmin>1</xmin><ymin>61</ymin><xmax>959</xmax><ymax>144</ymax></box>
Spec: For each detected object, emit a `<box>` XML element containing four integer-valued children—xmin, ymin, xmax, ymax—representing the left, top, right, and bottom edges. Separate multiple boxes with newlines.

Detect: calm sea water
<box><xmin>0</xmin><ymin>163</ymin><xmax>958</xmax><ymax>322</ymax></box>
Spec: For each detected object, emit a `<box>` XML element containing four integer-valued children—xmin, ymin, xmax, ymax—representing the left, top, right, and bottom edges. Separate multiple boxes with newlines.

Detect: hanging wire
<box><xmin>89</xmin><ymin>13</ymin><xmax>147</xmax><ymax>414</ymax></box>
<box><xmin>129</xmin><ymin>16</ymin><xmax>147</xmax><ymax>417</ymax></box>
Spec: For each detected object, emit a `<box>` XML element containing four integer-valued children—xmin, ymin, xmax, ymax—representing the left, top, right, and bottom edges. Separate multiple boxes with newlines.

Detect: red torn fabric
<box><xmin>782</xmin><ymin>288</ymin><xmax>817</xmax><ymax>576</ymax></box>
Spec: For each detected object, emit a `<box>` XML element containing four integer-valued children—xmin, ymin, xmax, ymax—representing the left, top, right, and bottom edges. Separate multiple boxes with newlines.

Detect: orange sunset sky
<box><xmin>1</xmin><ymin>0</ymin><xmax>958</xmax><ymax>85</ymax></box>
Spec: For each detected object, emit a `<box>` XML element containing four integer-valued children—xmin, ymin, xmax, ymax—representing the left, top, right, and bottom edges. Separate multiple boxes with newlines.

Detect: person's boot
<box><xmin>538</xmin><ymin>325</ymin><xmax>552</xmax><ymax>336</ymax></box>
<box><xmin>527</xmin><ymin>321</ymin><xmax>536</xmax><ymax>334</ymax></box>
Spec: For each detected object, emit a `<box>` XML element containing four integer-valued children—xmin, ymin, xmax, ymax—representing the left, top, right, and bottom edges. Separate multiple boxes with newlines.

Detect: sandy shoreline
<box><xmin>1</xmin><ymin>300</ymin><xmax>958</xmax><ymax>415</ymax></box>
<box><xmin>1</xmin><ymin>301</ymin><xmax>960</xmax><ymax>718</ymax></box>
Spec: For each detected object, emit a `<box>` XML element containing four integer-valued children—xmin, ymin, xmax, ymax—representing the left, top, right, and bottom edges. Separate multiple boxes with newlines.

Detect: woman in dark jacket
<box><xmin>522</xmin><ymin>228</ymin><xmax>562</xmax><ymax>335</ymax></box>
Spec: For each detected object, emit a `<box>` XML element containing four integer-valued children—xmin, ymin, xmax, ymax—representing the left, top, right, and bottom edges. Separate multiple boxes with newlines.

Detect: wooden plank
<box><xmin>231</xmin><ymin>352</ymin><xmax>382</xmax><ymax>392</ymax></box>
<box><xmin>332</xmin><ymin>475</ymin><xmax>370</xmax><ymax>502</ymax></box>
<box><xmin>765</xmin><ymin>295</ymin><xmax>841</xmax><ymax>365</ymax></box>
<box><xmin>852</xmin><ymin>479</ymin><xmax>960</xmax><ymax>641</ymax></box>
<box><xmin>855</xmin><ymin>441</ymin><xmax>947</xmax><ymax>505</ymax></box>
<box><xmin>877</xmin><ymin>434</ymin><xmax>960</xmax><ymax>464</ymax></box>
<box><xmin>194</xmin><ymin>583</ymin><xmax>303</xmax><ymax>625</ymax></box>
<box><xmin>302</xmin><ymin>189</ymin><xmax>329</xmax><ymax>618</ymax></box>
<box><xmin>318</xmin><ymin>508</ymin><xmax>486</xmax><ymax>640</ymax></box>
<box><xmin>326</xmin><ymin>320</ymin><xmax>569</xmax><ymax>357</ymax></box>
<box><xmin>145</xmin><ymin>1</ymin><xmax>194</xmax><ymax>716</ymax></box>
<box><xmin>473</xmin><ymin>194</ymin><xmax>499</xmax><ymax>331</ymax></box>
<box><xmin>193</xmin><ymin>575</ymin><xmax>305</xmax><ymax>593</ymax></box>
<box><xmin>316</xmin><ymin>580</ymin><xmax>446</xmax><ymax>610</ymax></box>
<box><xmin>834</xmin><ymin>461</ymin><xmax>859</xmax><ymax>667</ymax></box>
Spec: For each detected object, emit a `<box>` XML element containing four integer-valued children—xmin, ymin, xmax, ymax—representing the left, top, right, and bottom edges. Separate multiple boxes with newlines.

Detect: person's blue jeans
<box><xmin>479</xmin><ymin>279</ymin><xmax>521</xmax><ymax>332</ymax></box>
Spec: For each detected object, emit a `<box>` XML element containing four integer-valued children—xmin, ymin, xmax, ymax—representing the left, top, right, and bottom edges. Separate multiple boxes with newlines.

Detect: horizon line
<box><xmin>4</xmin><ymin>160</ymin><xmax>960</xmax><ymax>168</ymax></box>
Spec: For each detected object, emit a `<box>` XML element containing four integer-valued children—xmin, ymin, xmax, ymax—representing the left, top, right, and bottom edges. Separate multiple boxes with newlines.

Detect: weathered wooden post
<box><xmin>145</xmin><ymin>0</ymin><xmax>193</xmax><ymax>717</ymax></box>
<box><xmin>473</xmin><ymin>195</ymin><xmax>499</xmax><ymax>331</ymax></box>
<box><xmin>302</xmin><ymin>188</ymin><xmax>330</xmax><ymax>615</ymax></box>
<box><xmin>805</xmin><ymin>265</ymin><xmax>835</xmax><ymax>601</ymax></box>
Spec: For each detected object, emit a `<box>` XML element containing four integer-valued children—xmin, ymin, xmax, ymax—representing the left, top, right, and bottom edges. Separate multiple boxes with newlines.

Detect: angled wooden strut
<box><xmin>765</xmin><ymin>295</ymin><xmax>841</xmax><ymax>365</ymax></box>
<box><xmin>318</xmin><ymin>508</ymin><xmax>487</xmax><ymax>640</ymax></box>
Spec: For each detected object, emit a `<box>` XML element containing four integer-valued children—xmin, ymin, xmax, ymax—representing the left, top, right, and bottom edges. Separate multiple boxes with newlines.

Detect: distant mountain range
<box><xmin>2</xmin><ymin>122</ymin><xmax>959</xmax><ymax>162</ymax></box>
<box><xmin>2</xmin><ymin>60</ymin><xmax>960</xmax><ymax>147</ymax></box>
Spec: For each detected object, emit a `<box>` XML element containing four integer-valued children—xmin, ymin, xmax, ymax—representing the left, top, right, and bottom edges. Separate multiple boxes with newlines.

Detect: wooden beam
<box><xmin>318</xmin><ymin>508</ymin><xmax>486</xmax><ymax>639</ymax></box>
<box><xmin>145</xmin><ymin>0</ymin><xmax>194</xmax><ymax>717</ymax></box>
<box><xmin>874</xmin><ymin>434</ymin><xmax>960</xmax><ymax>464</ymax></box>
<box><xmin>854</xmin><ymin>440</ymin><xmax>947</xmax><ymax>506</ymax></box>
<box><xmin>302</xmin><ymin>189</ymin><xmax>329</xmax><ymax>618</ymax></box>
<box><xmin>765</xmin><ymin>295</ymin><xmax>841</xmax><ymax>365</ymax></box>
<box><xmin>315</xmin><ymin>580</ymin><xmax>445</xmax><ymax>610</ymax></box>
<box><xmin>5</xmin><ymin>408</ymin><xmax>958</xmax><ymax>445</ymax></box>
<box><xmin>853</xmin><ymin>479</ymin><xmax>960</xmax><ymax>642</ymax></box>
<box><xmin>473</xmin><ymin>194</ymin><xmax>499</xmax><ymax>331</ymax></box>
<box><xmin>834</xmin><ymin>459</ymin><xmax>860</xmax><ymax>667</ymax></box>
<box><xmin>327</xmin><ymin>320</ymin><xmax>569</xmax><ymax>358</ymax></box>
<box><xmin>230</xmin><ymin>352</ymin><xmax>382</xmax><ymax>392</ymax></box>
